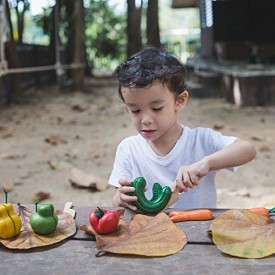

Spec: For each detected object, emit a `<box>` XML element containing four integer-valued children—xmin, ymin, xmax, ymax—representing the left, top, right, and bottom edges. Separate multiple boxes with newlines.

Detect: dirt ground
<box><xmin>0</xmin><ymin>77</ymin><xmax>275</xmax><ymax>210</ymax></box>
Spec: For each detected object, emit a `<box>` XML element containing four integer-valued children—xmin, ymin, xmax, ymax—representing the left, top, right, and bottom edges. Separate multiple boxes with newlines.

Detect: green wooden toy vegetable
<box><xmin>127</xmin><ymin>177</ymin><xmax>172</xmax><ymax>214</ymax></box>
<box><xmin>30</xmin><ymin>202</ymin><xmax>58</xmax><ymax>235</ymax></box>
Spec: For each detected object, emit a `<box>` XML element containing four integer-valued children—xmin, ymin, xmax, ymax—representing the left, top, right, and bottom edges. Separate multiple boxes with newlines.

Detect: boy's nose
<box><xmin>141</xmin><ymin>114</ymin><xmax>153</xmax><ymax>125</ymax></box>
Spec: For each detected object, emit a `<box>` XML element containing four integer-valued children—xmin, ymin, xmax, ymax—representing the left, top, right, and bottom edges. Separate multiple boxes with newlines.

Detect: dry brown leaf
<box><xmin>259</xmin><ymin>144</ymin><xmax>271</xmax><ymax>152</ymax></box>
<box><xmin>91</xmin><ymin>151</ymin><xmax>106</xmax><ymax>159</ymax></box>
<box><xmin>0</xmin><ymin>204</ymin><xmax>76</xmax><ymax>250</ymax></box>
<box><xmin>0</xmin><ymin>125</ymin><xmax>16</xmax><ymax>138</ymax></box>
<box><xmin>32</xmin><ymin>191</ymin><xmax>51</xmax><ymax>202</ymax></box>
<box><xmin>45</xmin><ymin>135</ymin><xmax>67</xmax><ymax>146</ymax></box>
<box><xmin>81</xmin><ymin>212</ymin><xmax>187</xmax><ymax>257</ymax></box>
<box><xmin>45</xmin><ymin>135</ymin><xmax>59</xmax><ymax>145</ymax></box>
<box><xmin>1</xmin><ymin>184</ymin><xmax>12</xmax><ymax>192</ymax></box>
<box><xmin>209</xmin><ymin>209</ymin><xmax>275</xmax><ymax>258</ymax></box>
<box><xmin>48</xmin><ymin>160</ymin><xmax>72</xmax><ymax>170</ymax></box>
<box><xmin>70</xmin><ymin>168</ymin><xmax>108</xmax><ymax>191</ymax></box>
<box><xmin>0</xmin><ymin>152</ymin><xmax>25</xmax><ymax>160</ymax></box>
<box><xmin>251</xmin><ymin>136</ymin><xmax>263</xmax><ymax>142</ymax></box>
<box><xmin>71</xmin><ymin>104</ymin><xmax>89</xmax><ymax>112</ymax></box>
<box><xmin>213</xmin><ymin>124</ymin><xmax>224</xmax><ymax>130</ymax></box>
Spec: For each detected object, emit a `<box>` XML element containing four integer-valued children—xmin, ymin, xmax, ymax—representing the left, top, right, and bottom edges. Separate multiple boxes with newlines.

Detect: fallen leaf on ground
<box><xmin>90</xmin><ymin>151</ymin><xmax>106</xmax><ymax>159</ymax></box>
<box><xmin>251</xmin><ymin>136</ymin><xmax>263</xmax><ymax>142</ymax></box>
<box><xmin>1</xmin><ymin>184</ymin><xmax>12</xmax><ymax>192</ymax></box>
<box><xmin>209</xmin><ymin>209</ymin><xmax>275</xmax><ymax>258</ymax></box>
<box><xmin>32</xmin><ymin>191</ymin><xmax>51</xmax><ymax>202</ymax></box>
<box><xmin>81</xmin><ymin>212</ymin><xmax>187</xmax><ymax>257</ymax></box>
<box><xmin>259</xmin><ymin>144</ymin><xmax>270</xmax><ymax>152</ymax></box>
<box><xmin>0</xmin><ymin>153</ymin><xmax>25</xmax><ymax>160</ymax></box>
<box><xmin>70</xmin><ymin>168</ymin><xmax>108</xmax><ymax>191</ymax></box>
<box><xmin>45</xmin><ymin>135</ymin><xmax>67</xmax><ymax>146</ymax></box>
<box><xmin>213</xmin><ymin>124</ymin><xmax>224</xmax><ymax>130</ymax></box>
<box><xmin>0</xmin><ymin>204</ymin><xmax>76</xmax><ymax>249</ymax></box>
<box><xmin>0</xmin><ymin>125</ymin><xmax>16</xmax><ymax>138</ymax></box>
<box><xmin>71</xmin><ymin>104</ymin><xmax>89</xmax><ymax>112</ymax></box>
<box><xmin>48</xmin><ymin>160</ymin><xmax>73</xmax><ymax>170</ymax></box>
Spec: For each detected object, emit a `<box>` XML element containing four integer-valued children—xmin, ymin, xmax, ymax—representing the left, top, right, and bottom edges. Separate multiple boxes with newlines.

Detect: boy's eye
<box><xmin>130</xmin><ymin>109</ymin><xmax>140</xmax><ymax>114</ymax></box>
<box><xmin>152</xmin><ymin>107</ymin><xmax>163</xmax><ymax>112</ymax></box>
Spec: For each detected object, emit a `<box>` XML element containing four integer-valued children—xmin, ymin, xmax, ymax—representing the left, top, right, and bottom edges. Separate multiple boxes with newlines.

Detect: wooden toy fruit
<box><xmin>30</xmin><ymin>202</ymin><xmax>58</xmax><ymax>235</ymax></box>
<box><xmin>0</xmin><ymin>190</ymin><xmax>22</xmax><ymax>239</ymax></box>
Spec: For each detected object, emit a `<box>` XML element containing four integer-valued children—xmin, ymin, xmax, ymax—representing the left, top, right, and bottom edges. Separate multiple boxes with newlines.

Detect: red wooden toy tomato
<box><xmin>89</xmin><ymin>207</ymin><xmax>119</xmax><ymax>234</ymax></box>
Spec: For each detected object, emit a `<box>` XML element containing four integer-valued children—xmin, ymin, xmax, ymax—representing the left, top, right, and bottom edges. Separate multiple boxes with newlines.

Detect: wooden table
<box><xmin>186</xmin><ymin>56</ymin><xmax>275</xmax><ymax>106</ymax></box>
<box><xmin>1</xmin><ymin>207</ymin><xmax>274</xmax><ymax>275</ymax></box>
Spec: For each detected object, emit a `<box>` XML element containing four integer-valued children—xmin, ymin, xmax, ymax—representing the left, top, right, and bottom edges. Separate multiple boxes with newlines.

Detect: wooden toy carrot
<box><xmin>169</xmin><ymin>209</ymin><xmax>214</xmax><ymax>223</ymax></box>
<box><xmin>248</xmin><ymin>207</ymin><xmax>270</xmax><ymax>217</ymax></box>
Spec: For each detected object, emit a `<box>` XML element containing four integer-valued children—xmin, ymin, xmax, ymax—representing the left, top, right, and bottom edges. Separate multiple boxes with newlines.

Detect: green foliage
<box><xmin>31</xmin><ymin>0</ymin><xmax>126</xmax><ymax>70</ymax></box>
<box><xmin>19</xmin><ymin>0</ymin><xmax>200</xmax><ymax>70</ymax></box>
<box><xmin>85</xmin><ymin>0</ymin><xmax>127</xmax><ymax>63</ymax></box>
<box><xmin>32</xmin><ymin>8</ymin><xmax>52</xmax><ymax>37</ymax></box>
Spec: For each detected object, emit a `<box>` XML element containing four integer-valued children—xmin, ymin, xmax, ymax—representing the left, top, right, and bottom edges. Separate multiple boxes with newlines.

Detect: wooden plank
<box><xmin>171</xmin><ymin>0</ymin><xmax>198</xmax><ymax>8</ymax></box>
<box><xmin>0</xmin><ymin>240</ymin><xmax>274</xmax><ymax>275</ymax></box>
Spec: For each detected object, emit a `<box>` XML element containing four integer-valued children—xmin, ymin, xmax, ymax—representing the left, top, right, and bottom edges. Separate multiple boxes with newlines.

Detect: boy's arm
<box><xmin>174</xmin><ymin>139</ymin><xmax>256</xmax><ymax>192</ymax></box>
<box><xmin>206</xmin><ymin>139</ymin><xmax>256</xmax><ymax>171</ymax></box>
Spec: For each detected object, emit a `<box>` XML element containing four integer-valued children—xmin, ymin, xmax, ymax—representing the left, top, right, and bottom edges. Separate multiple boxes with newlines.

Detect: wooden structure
<box><xmin>0</xmin><ymin>1</ymin><xmax>85</xmax><ymax>102</ymax></box>
<box><xmin>1</xmin><ymin>206</ymin><xmax>274</xmax><ymax>274</ymax></box>
<box><xmin>173</xmin><ymin>0</ymin><xmax>275</xmax><ymax>106</ymax></box>
<box><xmin>172</xmin><ymin>0</ymin><xmax>198</xmax><ymax>8</ymax></box>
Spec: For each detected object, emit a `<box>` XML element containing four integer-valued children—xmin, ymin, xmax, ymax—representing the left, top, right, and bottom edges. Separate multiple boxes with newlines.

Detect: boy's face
<box><xmin>121</xmin><ymin>83</ymin><xmax>188</xmax><ymax>145</ymax></box>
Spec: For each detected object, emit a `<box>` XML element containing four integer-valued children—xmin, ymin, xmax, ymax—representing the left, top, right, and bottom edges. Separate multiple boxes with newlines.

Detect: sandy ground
<box><xmin>0</xmin><ymin>77</ymin><xmax>275</xmax><ymax>209</ymax></box>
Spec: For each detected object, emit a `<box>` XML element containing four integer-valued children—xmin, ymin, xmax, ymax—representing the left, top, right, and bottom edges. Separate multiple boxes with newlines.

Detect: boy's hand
<box><xmin>173</xmin><ymin>159</ymin><xmax>209</xmax><ymax>193</ymax></box>
<box><xmin>114</xmin><ymin>179</ymin><xmax>138</xmax><ymax>211</ymax></box>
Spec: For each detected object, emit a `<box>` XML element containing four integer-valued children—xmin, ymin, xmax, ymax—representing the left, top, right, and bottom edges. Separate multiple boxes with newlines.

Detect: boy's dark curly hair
<box><xmin>113</xmin><ymin>46</ymin><xmax>187</xmax><ymax>101</ymax></box>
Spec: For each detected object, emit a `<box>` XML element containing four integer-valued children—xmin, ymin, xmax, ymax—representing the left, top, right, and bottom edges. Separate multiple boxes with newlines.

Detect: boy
<box><xmin>109</xmin><ymin>46</ymin><xmax>256</xmax><ymax>210</ymax></box>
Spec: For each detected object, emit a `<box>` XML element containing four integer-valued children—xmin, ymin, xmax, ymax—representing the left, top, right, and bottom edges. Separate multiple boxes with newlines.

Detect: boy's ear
<box><xmin>176</xmin><ymin>90</ymin><xmax>189</xmax><ymax>109</ymax></box>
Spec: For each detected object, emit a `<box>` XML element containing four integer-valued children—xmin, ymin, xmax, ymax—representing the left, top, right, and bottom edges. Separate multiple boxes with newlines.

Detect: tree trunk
<box><xmin>146</xmin><ymin>0</ymin><xmax>161</xmax><ymax>48</ymax></box>
<box><xmin>127</xmin><ymin>0</ymin><xmax>142</xmax><ymax>57</ymax></box>
<box><xmin>4</xmin><ymin>0</ymin><xmax>21</xmax><ymax>103</ymax></box>
<box><xmin>71</xmin><ymin>0</ymin><xmax>85</xmax><ymax>90</ymax></box>
<box><xmin>15</xmin><ymin>1</ymin><xmax>28</xmax><ymax>44</ymax></box>
<box><xmin>64</xmin><ymin>0</ymin><xmax>74</xmax><ymax>74</ymax></box>
<box><xmin>49</xmin><ymin>2</ymin><xmax>58</xmax><ymax>82</ymax></box>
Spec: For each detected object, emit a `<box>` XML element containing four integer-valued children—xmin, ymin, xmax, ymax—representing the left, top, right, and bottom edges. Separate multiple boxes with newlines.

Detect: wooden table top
<box><xmin>1</xmin><ymin>206</ymin><xmax>274</xmax><ymax>275</ymax></box>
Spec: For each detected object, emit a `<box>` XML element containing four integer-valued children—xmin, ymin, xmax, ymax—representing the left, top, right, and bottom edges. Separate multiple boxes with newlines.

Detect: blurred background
<box><xmin>0</xmin><ymin>0</ymin><xmax>201</xmax><ymax>103</ymax></box>
<box><xmin>1</xmin><ymin>0</ymin><xmax>275</xmax><ymax>106</ymax></box>
<box><xmin>0</xmin><ymin>1</ymin><xmax>275</xmax><ymax>207</ymax></box>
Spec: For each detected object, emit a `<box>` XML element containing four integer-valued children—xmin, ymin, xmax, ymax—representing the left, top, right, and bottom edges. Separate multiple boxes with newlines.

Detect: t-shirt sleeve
<box><xmin>207</xmin><ymin>128</ymin><xmax>237</xmax><ymax>152</ymax></box>
<box><xmin>204</xmin><ymin>128</ymin><xmax>238</xmax><ymax>171</ymax></box>
<box><xmin>108</xmin><ymin>139</ymin><xmax>133</xmax><ymax>187</ymax></box>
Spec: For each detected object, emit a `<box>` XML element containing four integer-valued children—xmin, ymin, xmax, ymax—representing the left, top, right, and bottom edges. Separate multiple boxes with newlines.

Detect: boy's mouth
<box><xmin>141</xmin><ymin>129</ymin><xmax>156</xmax><ymax>137</ymax></box>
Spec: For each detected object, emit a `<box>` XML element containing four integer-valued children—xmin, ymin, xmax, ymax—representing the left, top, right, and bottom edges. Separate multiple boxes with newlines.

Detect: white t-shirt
<box><xmin>109</xmin><ymin>125</ymin><xmax>237</xmax><ymax>209</ymax></box>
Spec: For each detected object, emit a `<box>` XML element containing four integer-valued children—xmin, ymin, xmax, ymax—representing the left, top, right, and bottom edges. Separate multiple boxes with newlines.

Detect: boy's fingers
<box><xmin>120</xmin><ymin>185</ymin><xmax>135</xmax><ymax>194</ymax></box>
<box><xmin>120</xmin><ymin>192</ymin><xmax>137</xmax><ymax>202</ymax></box>
<box><xmin>125</xmin><ymin>203</ymin><xmax>137</xmax><ymax>211</ymax></box>
<box><xmin>175</xmin><ymin>178</ymin><xmax>188</xmax><ymax>192</ymax></box>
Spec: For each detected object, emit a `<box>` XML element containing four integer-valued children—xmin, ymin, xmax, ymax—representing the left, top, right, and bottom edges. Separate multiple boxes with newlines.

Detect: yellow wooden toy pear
<box><xmin>0</xmin><ymin>190</ymin><xmax>22</xmax><ymax>239</ymax></box>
